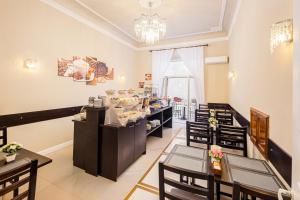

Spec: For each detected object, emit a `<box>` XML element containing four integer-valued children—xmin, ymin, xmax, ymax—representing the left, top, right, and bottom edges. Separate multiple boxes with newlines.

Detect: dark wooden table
<box><xmin>0</xmin><ymin>148</ymin><xmax>52</xmax><ymax>197</ymax></box>
<box><xmin>0</xmin><ymin>148</ymin><xmax>52</xmax><ymax>168</ymax></box>
<box><xmin>162</xmin><ymin>144</ymin><xmax>286</xmax><ymax>199</ymax></box>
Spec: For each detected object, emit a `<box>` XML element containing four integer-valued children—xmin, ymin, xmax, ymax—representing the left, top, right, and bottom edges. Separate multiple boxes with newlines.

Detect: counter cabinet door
<box><xmin>117</xmin><ymin>125</ymin><xmax>135</xmax><ymax>175</ymax></box>
<box><xmin>134</xmin><ymin>119</ymin><xmax>147</xmax><ymax>160</ymax></box>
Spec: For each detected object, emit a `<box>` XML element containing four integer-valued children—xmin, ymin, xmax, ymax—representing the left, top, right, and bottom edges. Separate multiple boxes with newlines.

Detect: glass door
<box><xmin>164</xmin><ymin>77</ymin><xmax>197</xmax><ymax>121</ymax></box>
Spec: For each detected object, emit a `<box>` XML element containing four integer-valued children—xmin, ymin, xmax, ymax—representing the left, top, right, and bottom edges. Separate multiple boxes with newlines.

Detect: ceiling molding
<box><xmin>40</xmin><ymin>0</ymin><xmax>230</xmax><ymax>51</ymax></box>
<box><xmin>137</xmin><ymin>36</ymin><xmax>229</xmax><ymax>51</ymax></box>
<box><xmin>39</xmin><ymin>0</ymin><xmax>138</xmax><ymax>50</ymax></box>
<box><xmin>75</xmin><ymin>0</ymin><xmax>228</xmax><ymax>41</ymax></box>
<box><xmin>164</xmin><ymin>28</ymin><xmax>220</xmax><ymax>40</ymax></box>
<box><xmin>218</xmin><ymin>0</ymin><xmax>227</xmax><ymax>31</ymax></box>
<box><xmin>74</xmin><ymin>0</ymin><xmax>139</xmax><ymax>42</ymax></box>
<box><xmin>228</xmin><ymin>0</ymin><xmax>242</xmax><ymax>38</ymax></box>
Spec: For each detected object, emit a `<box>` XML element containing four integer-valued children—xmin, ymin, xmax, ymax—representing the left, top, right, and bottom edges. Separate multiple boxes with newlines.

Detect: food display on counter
<box><xmin>73</xmin><ymin>106</ymin><xmax>87</xmax><ymax>121</ymax></box>
<box><xmin>75</xmin><ymin>87</ymin><xmax>172</xmax><ymax>127</ymax></box>
<box><xmin>152</xmin><ymin>103</ymin><xmax>161</xmax><ymax>109</ymax></box>
<box><xmin>104</xmin><ymin>89</ymin><xmax>147</xmax><ymax>127</ymax></box>
<box><xmin>88</xmin><ymin>96</ymin><xmax>103</xmax><ymax>108</ymax></box>
<box><xmin>105</xmin><ymin>89</ymin><xmax>115</xmax><ymax>96</ymax></box>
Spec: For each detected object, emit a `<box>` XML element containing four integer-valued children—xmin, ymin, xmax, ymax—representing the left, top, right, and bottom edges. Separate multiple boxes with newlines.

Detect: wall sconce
<box><xmin>228</xmin><ymin>71</ymin><xmax>237</xmax><ymax>80</ymax></box>
<box><xmin>24</xmin><ymin>59</ymin><xmax>38</xmax><ymax>69</ymax></box>
<box><xmin>119</xmin><ymin>75</ymin><xmax>126</xmax><ymax>81</ymax></box>
<box><xmin>270</xmin><ymin>19</ymin><xmax>293</xmax><ymax>53</ymax></box>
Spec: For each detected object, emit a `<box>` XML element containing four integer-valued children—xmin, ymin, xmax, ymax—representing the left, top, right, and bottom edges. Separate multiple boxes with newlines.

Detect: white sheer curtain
<box><xmin>177</xmin><ymin>47</ymin><xmax>205</xmax><ymax>104</ymax></box>
<box><xmin>152</xmin><ymin>50</ymin><xmax>172</xmax><ymax>97</ymax></box>
<box><xmin>152</xmin><ymin>47</ymin><xmax>205</xmax><ymax>103</ymax></box>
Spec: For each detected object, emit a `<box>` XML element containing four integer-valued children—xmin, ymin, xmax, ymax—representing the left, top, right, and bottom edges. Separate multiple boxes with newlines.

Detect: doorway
<box><xmin>162</xmin><ymin>76</ymin><xmax>197</xmax><ymax>122</ymax></box>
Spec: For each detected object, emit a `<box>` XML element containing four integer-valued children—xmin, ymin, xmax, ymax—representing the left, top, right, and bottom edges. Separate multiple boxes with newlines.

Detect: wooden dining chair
<box><xmin>159</xmin><ymin>162</ymin><xmax>214</xmax><ymax>200</ymax></box>
<box><xmin>0</xmin><ymin>159</ymin><xmax>38</xmax><ymax>200</ymax></box>
<box><xmin>199</xmin><ymin>104</ymin><xmax>208</xmax><ymax>110</ymax></box>
<box><xmin>216</xmin><ymin>125</ymin><xmax>248</xmax><ymax>157</ymax></box>
<box><xmin>173</xmin><ymin>101</ymin><xmax>183</xmax><ymax>118</ymax></box>
<box><xmin>0</xmin><ymin>127</ymin><xmax>8</xmax><ymax>147</ymax></box>
<box><xmin>216</xmin><ymin>111</ymin><xmax>233</xmax><ymax>125</ymax></box>
<box><xmin>195</xmin><ymin>109</ymin><xmax>210</xmax><ymax>123</ymax></box>
<box><xmin>186</xmin><ymin>121</ymin><xmax>212</xmax><ymax>150</ymax></box>
<box><xmin>232</xmin><ymin>182</ymin><xmax>278</xmax><ymax>200</ymax></box>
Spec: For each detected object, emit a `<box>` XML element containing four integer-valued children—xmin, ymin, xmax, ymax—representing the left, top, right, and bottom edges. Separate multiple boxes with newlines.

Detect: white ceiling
<box><xmin>74</xmin><ymin>0</ymin><xmax>234</xmax><ymax>42</ymax></box>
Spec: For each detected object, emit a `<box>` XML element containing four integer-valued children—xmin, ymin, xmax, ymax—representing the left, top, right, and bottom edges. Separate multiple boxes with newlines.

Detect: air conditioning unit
<box><xmin>205</xmin><ymin>56</ymin><xmax>229</xmax><ymax>65</ymax></box>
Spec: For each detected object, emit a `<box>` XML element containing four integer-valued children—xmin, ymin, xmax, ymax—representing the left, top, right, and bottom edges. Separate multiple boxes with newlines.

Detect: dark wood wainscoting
<box><xmin>208</xmin><ymin>103</ymin><xmax>250</xmax><ymax>128</ymax></box>
<box><xmin>268</xmin><ymin>139</ymin><xmax>292</xmax><ymax>186</ymax></box>
<box><xmin>0</xmin><ymin>106</ymin><xmax>83</xmax><ymax>128</ymax></box>
<box><xmin>208</xmin><ymin>102</ymin><xmax>292</xmax><ymax>186</ymax></box>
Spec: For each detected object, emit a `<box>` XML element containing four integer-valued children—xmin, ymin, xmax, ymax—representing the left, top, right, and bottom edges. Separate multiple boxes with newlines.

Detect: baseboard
<box><xmin>38</xmin><ymin>140</ymin><xmax>73</xmax><ymax>156</ymax></box>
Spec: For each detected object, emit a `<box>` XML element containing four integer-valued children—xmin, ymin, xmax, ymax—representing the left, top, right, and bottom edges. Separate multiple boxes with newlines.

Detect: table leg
<box><xmin>216</xmin><ymin>182</ymin><xmax>220</xmax><ymax>200</ymax></box>
<box><xmin>13</xmin><ymin>177</ymin><xmax>19</xmax><ymax>197</ymax></box>
<box><xmin>242</xmin><ymin>192</ymin><xmax>247</xmax><ymax>200</ymax></box>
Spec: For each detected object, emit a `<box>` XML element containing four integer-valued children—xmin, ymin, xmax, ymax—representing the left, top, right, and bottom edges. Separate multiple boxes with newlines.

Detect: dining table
<box><xmin>0</xmin><ymin>148</ymin><xmax>52</xmax><ymax>197</ymax></box>
<box><xmin>0</xmin><ymin>149</ymin><xmax>52</xmax><ymax>168</ymax></box>
<box><xmin>161</xmin><ymin>144</ymin><xmax>287</xmax><ymax>200</ymax></box>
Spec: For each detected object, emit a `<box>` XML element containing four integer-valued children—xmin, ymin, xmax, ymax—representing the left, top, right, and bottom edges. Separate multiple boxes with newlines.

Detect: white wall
<box><xmin>0</xmin><ymin>0</ymin><xmax>139</xmax><ymax>151</ymax></box>
<box><xmin>228</xmin><ymin>0</ymin><xmax>293</xmax><ymax>155</ymax></box>
<box><xmin>293</xmin><ymin>0</ymin><xmax>300</xmax><ymax>197</ymax></box>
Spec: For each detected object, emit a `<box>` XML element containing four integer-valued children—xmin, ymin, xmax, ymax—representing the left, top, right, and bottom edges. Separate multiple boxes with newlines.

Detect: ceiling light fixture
<box><xmin>170</xmin><ymin>49</ymin><xmax>182</xmax><ymax>63</ymax></box>
<box><xmin>134</xmin><ymin>0</ymin><xmax>166</xmax><ymax>45</ymax></box>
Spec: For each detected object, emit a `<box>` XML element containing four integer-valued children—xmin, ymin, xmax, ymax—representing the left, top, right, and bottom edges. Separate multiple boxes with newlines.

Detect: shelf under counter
<box><xmin>146</xmin><ymin>124</ymin><xmax>162</xmax><ymax>136</ymax></box>
<box><xmin>163</xmin><ymin>117</ymin><xmax>172</xmax><ymax>125</ymax></box>
<box><xmin>146</xmin><ymin>106</ymin><xmax>173</xmax><ymax>138</ymax></box>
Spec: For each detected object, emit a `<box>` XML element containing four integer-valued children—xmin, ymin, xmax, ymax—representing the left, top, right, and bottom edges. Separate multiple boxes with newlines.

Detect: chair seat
<box><xmin>170</xmin><ymin>188</ymin><xmax>208</xmax><ymax>200</ymax></box>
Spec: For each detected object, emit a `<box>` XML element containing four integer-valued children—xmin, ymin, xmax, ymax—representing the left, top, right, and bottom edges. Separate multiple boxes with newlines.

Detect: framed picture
<box><xmin>139</xmin><ymin>81</ymin><xmax>145</xmax><ymax>88</ymax></box>
<box><xmin>72</xmin><ymin>57</ymin><xmax>89</xmax><ymax>82</ymax></box>
<box><xmin>145</xmin><ymin>73</ymin><xmax>152</xmax><ymax>81</ymax></box>
<box><xmin>57</xmin><ymin>56</ymin><xmax>115</xmax><ymax>85</ymax></box>
<box><xmin>58</xmin><ymin>58</ymin><xmax>74</xmax><ymax>77</ymax></box>
<box><xmin>86</xmin><ymin>56</ymin><xmax>98</xmax><ymax>86</ymax></box>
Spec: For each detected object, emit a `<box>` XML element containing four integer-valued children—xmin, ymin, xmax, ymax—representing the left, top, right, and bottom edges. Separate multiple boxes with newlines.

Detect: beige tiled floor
<box><xmin>31</xmin><ymin>124</ymin><xmax>184</xmax><ymax>200</ymax></box>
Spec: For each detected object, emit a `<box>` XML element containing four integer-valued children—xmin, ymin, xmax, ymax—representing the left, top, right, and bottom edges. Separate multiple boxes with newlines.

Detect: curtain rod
<box><xmin>149</xmin><ymin>44</ymin><xmax>208</xmax><ymax>52</ymax></box>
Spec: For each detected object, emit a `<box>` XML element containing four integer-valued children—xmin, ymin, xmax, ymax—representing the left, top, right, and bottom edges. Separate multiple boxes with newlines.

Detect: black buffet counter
<box><xmin>73</xmin><ymin>106</ymin><xmax>173</xmax><ymax>181</ymax></box>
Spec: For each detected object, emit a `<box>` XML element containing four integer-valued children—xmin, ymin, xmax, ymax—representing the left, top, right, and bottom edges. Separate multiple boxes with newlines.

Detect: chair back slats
<box><xmin>186</xmin><ymin>121</ymin><xmax>211</xmax><ymax>149</ymax></box>
<box><xmin>13</xmin><ymin>190</ymin><xmax>29</xmax><ymax>200</ymax></box>
<box><xmin>164</xmin><ymin>192</ymin><xmax>183</xmax><ymax>200</ymax></box>
<box><xmin>0</xmin><ymin>127</ymin><xmax>8</xmax><ymax>147</ymax></box>
<box><xmin>232</xmin><ymin>182</ymin><xmax>278</xmax><ymax>200</ymax></box>
<box><xmin>164</xmin><ymin>177</ymin><xmax>208</xmax><ymax>197</ymax></box>
<box><xmin>216</xmin><ymin>111</ymin><xmax>233</xmax><ymax>125</ymax></box>
<box><xmin>199</xmin><ymin>104</ymin><xmax>208</xmax><ymax>110</ymax></box>
<box><xmin>217</xmin><ymin>125</ymin><xmax>248</xmax><ymax>157</ymax></box>
<box><xmin>0</xmin><ymin>159</ymin><xmax>38</xmax><ymax>200</ymax></box>
<box><xmin>162</xmin><ymin>163</ymin><xmax>209</xmax><ymax>180</ymax></box>
<box><xmin>159</xmin><ymin>162</ymin><xmax>214</xmax><ymax>200</ymax></box>
<box><xmin>195</xmin><ymin>109</ymin><xmax>210</xmax><ymax>123</ymax></box>
<box><xmin>0</xmin><ymin>177</ymin><xmax>29</xmax><ymax>196</ymax></box>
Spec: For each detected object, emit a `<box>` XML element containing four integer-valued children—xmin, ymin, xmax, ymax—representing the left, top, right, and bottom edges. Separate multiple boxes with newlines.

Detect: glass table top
<box><xmin>230</xmin><ymin>167</ymin><xmax>281</xmax><ymax>193</ymax></box>
<box><xmin>165</xmin><ymin>153</ymin><xmax>207</xmax><ymax>173</ymax></box>
<box><xmin>225</xmin><ymin>154</ymin><xmax>271</xmax><ymax>174</ymax></box>
<box><xmin>171</xmin><ymin>145</ymin><xmax>207</xmax><ymax>160</ymax></box>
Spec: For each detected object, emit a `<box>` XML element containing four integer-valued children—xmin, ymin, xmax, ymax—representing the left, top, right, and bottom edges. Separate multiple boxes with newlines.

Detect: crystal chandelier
<box><xmin>270</xmin><ymin>19</ymin><xmax>293</xmax><ymax>53</ymax></box>
<box><xmin>134</xmin><ymin>0</ymin><xmax>166</xmax><ymax>45</ymax></box>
